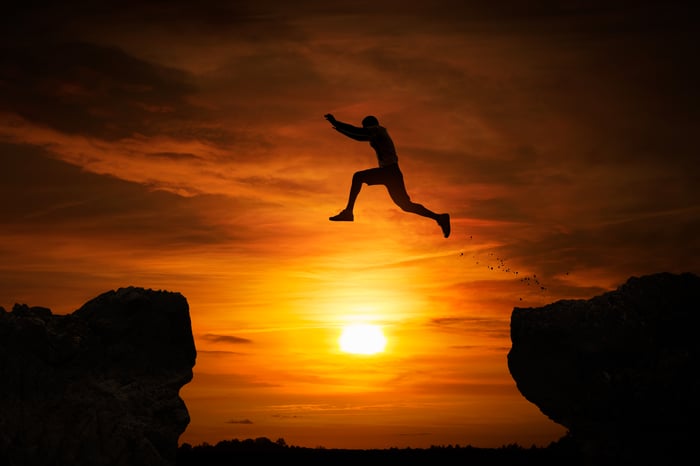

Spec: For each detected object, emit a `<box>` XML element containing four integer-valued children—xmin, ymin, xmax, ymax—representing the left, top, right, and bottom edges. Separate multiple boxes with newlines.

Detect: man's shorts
<box><xmin>357</xmin><ymin>163</ymin><xmax>411</xmax><ymax>204</ymax></box>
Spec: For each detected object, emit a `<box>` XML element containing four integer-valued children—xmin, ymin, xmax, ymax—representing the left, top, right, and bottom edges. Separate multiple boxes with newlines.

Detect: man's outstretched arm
<box><xmin>324</xmin><ymin>114</ymin><xmax>370</xmax><ymax>141</ymax></box>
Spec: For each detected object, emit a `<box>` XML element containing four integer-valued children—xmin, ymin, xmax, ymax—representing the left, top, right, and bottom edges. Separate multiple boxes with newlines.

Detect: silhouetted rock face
<box><xmin>508</xmin><ymin>272</ymin><xmax>699</xmax><ymax>465</ymax></box>
<box><xmin>0</xmin><ymin>287</ymin><xmax>196</xmax><ymax>466</ymax></box>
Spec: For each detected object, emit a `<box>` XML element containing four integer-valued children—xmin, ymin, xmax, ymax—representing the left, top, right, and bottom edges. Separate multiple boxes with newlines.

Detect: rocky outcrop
<box><xmin>0</xmin><ymin>287</ymin><xmax>196</xmax><ymax>466</ymax></box>
<box><xmin>508</xmin><ymin>272</ymin><xmax>699</xmax><ymax>465</ymax></box>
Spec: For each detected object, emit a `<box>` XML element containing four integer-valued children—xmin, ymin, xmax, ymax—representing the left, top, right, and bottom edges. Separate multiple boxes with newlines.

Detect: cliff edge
<box><xmin>0</xmin><ymin>287</ymin><xmax>197</xmax><ymax>466</ymax></box>
<box><xmin>508</xmin><ymin>272</ymin><xmax>699</xmax><ymax>465</ymax></box>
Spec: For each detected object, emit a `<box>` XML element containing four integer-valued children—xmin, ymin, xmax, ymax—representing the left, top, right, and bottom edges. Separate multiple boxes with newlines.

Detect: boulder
<box><xmin>508</xmin><ymin>272</ymin><xmax>699</xmax><ymax>465</ymax></box>
<box><xmin>0</xmin><ymin>287</ymin><xmax>196</xmax><ymax>466</ymax></box>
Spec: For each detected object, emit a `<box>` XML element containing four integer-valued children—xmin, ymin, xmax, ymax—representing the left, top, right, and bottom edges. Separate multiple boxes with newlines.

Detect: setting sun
<box><xmin>339</xmin><ymin>324</ymin><xmax>387</xmax><ymax>355</ymax></box>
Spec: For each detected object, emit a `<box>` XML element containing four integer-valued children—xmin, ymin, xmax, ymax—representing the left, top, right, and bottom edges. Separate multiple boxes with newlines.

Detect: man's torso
<box><xmin>368</xmin><ymin>126</ymin><xmax>399</xmax><ymax>167</ymax></box>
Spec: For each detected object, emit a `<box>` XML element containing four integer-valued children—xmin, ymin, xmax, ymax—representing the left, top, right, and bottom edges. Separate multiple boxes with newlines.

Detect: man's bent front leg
<box><xmin>345</xmin><ymin>171</ymin><xmax>366</xmax><ymax>212</ymax></box>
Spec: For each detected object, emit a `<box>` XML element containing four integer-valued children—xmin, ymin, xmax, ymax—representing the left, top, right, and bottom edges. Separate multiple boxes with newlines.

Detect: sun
<box><xmin>339</xmin><ymin>324</ymin><xmax>387</xmax><ymax>355</ymax></box>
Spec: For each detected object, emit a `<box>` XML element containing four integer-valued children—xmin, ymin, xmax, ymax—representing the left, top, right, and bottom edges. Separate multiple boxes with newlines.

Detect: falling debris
<box><xmin>457</xmin><ymin>241</ymin><xmax>550</xmax><ymax>299</ymax></box>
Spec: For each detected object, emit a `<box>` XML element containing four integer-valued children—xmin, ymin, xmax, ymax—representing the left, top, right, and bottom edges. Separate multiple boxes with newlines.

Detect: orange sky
<box><xmin>1</xmin><ymin>0</ymin><xmax>698</xmax><ymax>449</ymax></box>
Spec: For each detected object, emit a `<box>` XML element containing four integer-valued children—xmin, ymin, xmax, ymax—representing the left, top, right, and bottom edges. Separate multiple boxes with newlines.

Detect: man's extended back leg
<box><xmin>387</xmin><ymin>187</ymin><xmax>450</xmax><ymax>238</ymax></box>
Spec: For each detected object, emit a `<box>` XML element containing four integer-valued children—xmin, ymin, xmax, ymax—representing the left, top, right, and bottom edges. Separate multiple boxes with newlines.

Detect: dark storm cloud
<box><xmin>0</xmin><ymin>42</ymin><xmax>200</xmax><ymax>141</ymax></box>
<box><xmin>3</xmin><ymin>1</ymin><xmax>264</xmax><ymax>35</ymax></box>
<box><xmin>202</xmin><ymin>49</ymin><xmax>332</xmax><ymax>126</ymax></box>
<box><xmin>404</xmin><ymin>145</ymin><xmax>539</xmax><ymax>188</ymax></box>
<box><xmin>507</xmin><ymin>209</ymin><xmax>700</xmax><ymax>279</ymax></box>
<box><xmin>0</xmin><ymin>143</ymin><xmax>243</xmax><ymax>247</ymax></box>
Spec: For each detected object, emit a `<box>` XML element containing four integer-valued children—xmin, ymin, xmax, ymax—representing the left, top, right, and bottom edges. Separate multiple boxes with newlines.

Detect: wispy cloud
<box><xmin>225</xmin><ymin>419</ymin><xmax>253</xmax><ymax>424</ymax></box>
<box><xmin>203</xmin><ymin>333</ymin><xmax>253</xmax><ymax>344</ymax></box>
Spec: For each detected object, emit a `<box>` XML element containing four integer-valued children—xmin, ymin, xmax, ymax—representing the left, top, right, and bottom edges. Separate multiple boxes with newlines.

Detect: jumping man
<box><xmin>325</xmin><ymin>113</ymin><xmax>450</xmax><ymax>238</ymax></box>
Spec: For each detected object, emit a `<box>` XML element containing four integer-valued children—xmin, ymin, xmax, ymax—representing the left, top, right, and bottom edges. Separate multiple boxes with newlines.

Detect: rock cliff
<box><xmin>0</xmin><ymin>287</ymin><xmax>196</xmax><ymax>466</ymax></box>
<box><xmin>508</xmin><ymin>272</ymin><xmax>699</xmax><ymax>465</ymax></box>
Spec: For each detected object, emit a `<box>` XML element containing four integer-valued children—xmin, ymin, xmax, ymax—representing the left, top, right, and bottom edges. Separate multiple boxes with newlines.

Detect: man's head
<box><xmin>362</xmin><ymin>115</ymin><xmax>379</xmax><ymax>127</ymax></box>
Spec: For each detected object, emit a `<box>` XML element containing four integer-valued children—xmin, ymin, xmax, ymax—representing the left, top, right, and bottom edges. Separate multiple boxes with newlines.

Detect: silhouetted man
<box><xmin>325</xmin><ymin>113</ymin><xmax>450</xmax><ymax>238</ymax></box>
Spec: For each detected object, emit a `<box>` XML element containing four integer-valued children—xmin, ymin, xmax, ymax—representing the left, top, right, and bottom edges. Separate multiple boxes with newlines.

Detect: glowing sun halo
<box><xmin>339</xmin><ymin>324</ymin><xmax>387</xmax><ymax>355</ymax></box>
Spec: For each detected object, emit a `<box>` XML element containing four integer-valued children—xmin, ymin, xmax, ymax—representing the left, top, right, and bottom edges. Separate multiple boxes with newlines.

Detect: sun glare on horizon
<box><xmin>339</xmin><ymin>324</ymin><xmax>387</xmax><ymax>355</ymax></box>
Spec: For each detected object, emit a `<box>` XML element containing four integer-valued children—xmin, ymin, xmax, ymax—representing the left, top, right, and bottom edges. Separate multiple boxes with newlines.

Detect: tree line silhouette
<box><xmin>177</xmin><ymin>435</ymin><xmax>580</xmax><ymax>466</ymax></box>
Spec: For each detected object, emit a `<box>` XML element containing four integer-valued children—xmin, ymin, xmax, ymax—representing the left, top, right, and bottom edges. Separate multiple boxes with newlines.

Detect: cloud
<box><xmin>225</xmin><ymin>418</ymin><xmax>254</xmax><ymax>424</ymax></box>
<box><xmin>0</xmin><ymin>143</ymin><xmax>241</xmax><ymax>247</ymax></box>
<box><xmin>190</xmin><ymin>372</ymin><xmax>282</xmax><ymax>389</ymax></box>
<box><xmin>196</xmin><ymin>350</ymin><xmax>247</xmax><ymax>356</ymax></box>
<box><xmin>0</xmin><ymin>42</ymin><xmax>200</xmax><ymax>141</ymax></box>
<box><xmin>203</xmin><ymin>333</ymin><xmax>253</xmax><ymax>344</ymax></box>
<box><xmin>429</xmin><ymin>316</ymin><xmax>510</xmax><ymax>339</ymax></box>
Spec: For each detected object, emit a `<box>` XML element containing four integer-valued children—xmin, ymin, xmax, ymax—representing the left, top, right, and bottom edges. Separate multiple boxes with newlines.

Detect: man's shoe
<box><xmin>329</xmin><ymin>209</ymin><xmax>354</xmax><ymax>221</ymax></box>
<box><xmin>438</xmin><ymin>213</ymin><xmax>451</xmax><ymax>238</ymax></box>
